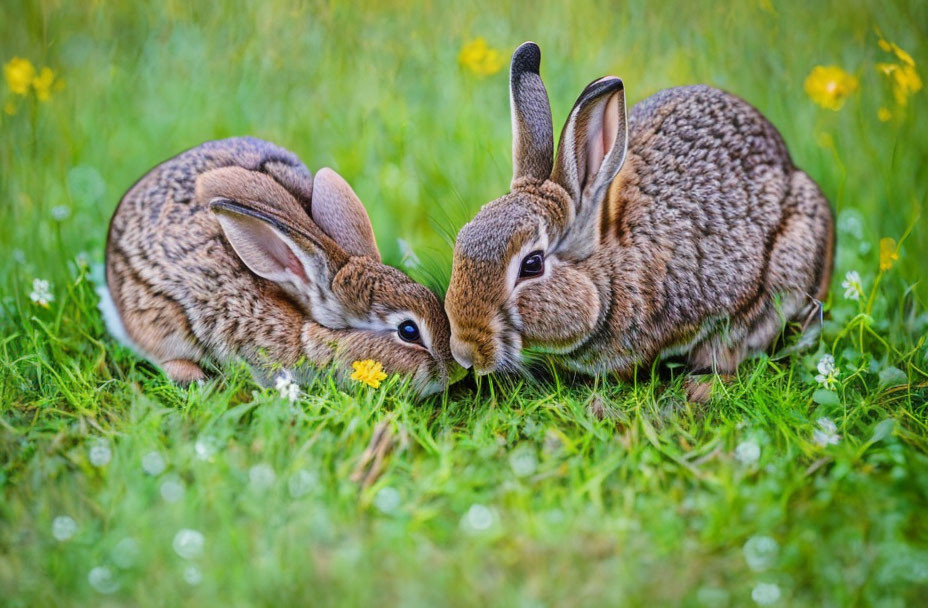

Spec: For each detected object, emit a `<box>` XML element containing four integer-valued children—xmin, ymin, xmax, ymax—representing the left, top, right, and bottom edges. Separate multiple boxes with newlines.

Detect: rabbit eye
<box><xmin>397</xmin><ymin>320</ymin><xmax>421</xmax><ymax>343</ymax></box>
<box><xmin>519</xmin><ymin>251</ymin><xmax>545</xmax><ymax>278</ymax></box>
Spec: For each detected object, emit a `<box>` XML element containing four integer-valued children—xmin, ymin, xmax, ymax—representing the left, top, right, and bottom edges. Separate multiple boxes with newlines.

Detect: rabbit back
<box><xmin>105</xmin><ymin>138</ymin><xmax>314</xmax><ymax>378</ymax></box>
<box><xmin>588</xmin><ymin>85</ymin><xmax>833</xmax><ymax>371</ymax></box>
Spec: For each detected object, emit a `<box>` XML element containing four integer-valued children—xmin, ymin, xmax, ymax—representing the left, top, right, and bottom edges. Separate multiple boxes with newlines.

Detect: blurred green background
<box><xmin>2</xmin><ymin>0</ymin><xmax>927</xmax><ymax>606</ymax></box>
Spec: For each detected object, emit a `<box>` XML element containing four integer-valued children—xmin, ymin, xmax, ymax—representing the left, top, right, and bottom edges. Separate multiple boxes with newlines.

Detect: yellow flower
<box><xmin>458</xmin><ymin>38</ymin><xmax>504</xmax><ymax>77</ymax></box>
<box><xmin>804</xmin><ymin>65</ymin><xmax>858</xmax><ymax>111</ymax></box>
<box><xmin>351</xmin><ymin>359</ymin><xmax>388</xmax><ymax>388</ymax></box>
<box><xmin>876</xmin><ymin>37</ymin><xmax>922</xmax><ymax>108</ymax></box>
<box><xmin>877</xmin><ymin>107</ymin><xmax>892</xmax><ymax>121</ymax></box>
<box><xmin>32</xmin><ymin>66</ymin><xmax>55</xmax><ymax>101</ymax></box>
<box><xmin>4</xmin><ymin>57</ymin><xmax>35</xmax><ymax>95</ymax></box>
<box><xmin>879</xmin><ymin>237</ymin><xmax>899</xmax><ymax>271</ymax></box>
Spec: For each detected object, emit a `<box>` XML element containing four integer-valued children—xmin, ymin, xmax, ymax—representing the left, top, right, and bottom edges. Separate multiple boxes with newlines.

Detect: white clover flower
<box><xmin>813</xmin><ymin>417</ymin><xmax>841</xmax><ymax>446</ymax></box>
<box><xmin>751</xmin><ymin>582</ymin><xmax>781</xmax><ymax>605</ymax></box>
<box><xmin>373</xmin><ymin>486</ymin><xmax>401</xmax><ymax>514</ymax></box>
<box><xmin>183</xmin><ymin>564</ymin><xmax>203</xmax><ymax>586</ymax></box>
<box><xmin>508</xmin><ymin>443</ymin><xmax>538</xmax><ymax>477</ymax></box>
<box><xmin>460</xmin><ymin>504</ymin><xmax>495</xmax><ymax>534</ymax></box>
<box><xmin>814</xmin><ymin>354</ymin><xmax>840</xmax><ymax>390</ymax></box>
<box><xmin>88</xmin><ymin>439</ymin><xmax>112</xmax><ymax>467</ymax></box>
<box><xmin>194</xmin><ymin>436</ymin><xmax>218</xmax><ymax>461</ymax></box>
<box><xmin>288</xmin><ymin>469</ymin><xmax>318</xmax><ymax>498</ymax></box>
<box><xmin>88</xmin><ymin>565</ymin><xmax>120</xmax><ymax>594</ymax></box>
<box><xmin>112</xmin><ymin>537</ymin><xmax>140</xmax><ymax>569</ymax></box>
<box><xmin>743</xmin><ymin>535</ymin><xmax>779</xmax><ymax>571</ymax></box>
<box><xmin>173</xmin><ymin>529</ymin><xmax>205</xmax><ymax>559</ymax></box>
<box><xmin>51</xmin><ymin>205</ymin><xmax>72</xmax><ymax>221</ymax></box>
<box><xmin>142</xmin><ymin>450</ymin><xmax>166</xmax><ymax>476</ymax></box>
<box><xmin>249</xmin><ymin>463</ymin><xmax>276</xmax><ymax>490</ymax></box>
<box><xmin>274</xmin><ymin>374</ymin><xmax>300</xmax><ymax>402</ymax></box>
<box><xmin>735</xmin><ymin>440</ymin><xmax>761</xmax><ymax>466</ymax></box>
<box><xmin>52</xmin><ymin>515</ymin><xmax>78</xmax><ymax>541</ymax></box>
<box><xmin>160</xmin><ymin>476</ymin><xmax>185</xmax><ymax>502</ymax></box>
<box><xmin>30</xmin><ymin>278</ymin><xmax>54</xmax><ymax>308</ymax></box>
<box><xmin>841</xmin><ymin>271</ymin><xmax>863</xmax><ymax>300</ymax></box>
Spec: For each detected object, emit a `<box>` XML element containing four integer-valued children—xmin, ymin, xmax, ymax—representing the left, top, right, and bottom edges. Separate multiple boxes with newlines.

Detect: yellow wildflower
<box><xmin>4</xmin><ymin>57</ymin><xmax>35</xmax><ymax>95</ymax></box>
<box><xmin>877</xmin><ymin>107</ymin><xmax>892</xmax><ymax>121</ymax></box>
<box><xmin>351</xmin><ymin>359</ymin><xmax>388</xmax><ymax>389</ymax></box>
<box><xmin>804</xmin><ymin>65</ymin><xmax>858</xmax><ymax>111</ymax></box>
<box><xmin>459</xmin><ymin>38</ymin><xmax>504</xmax><ymax>77</ymax></box>
<box><xmin>879</xmin><ymin>237</ymin><xmax>899</xmax><ymax>271</ymax></box>
<box><xmin>32</xmin><ymin>66</ymin><xmax>55</xmax><ymax>101</ymax></box>
<box><xmin>876</xmin><ymin>36</ymin><xmax>921</xmax><ymax>108</ymax></box>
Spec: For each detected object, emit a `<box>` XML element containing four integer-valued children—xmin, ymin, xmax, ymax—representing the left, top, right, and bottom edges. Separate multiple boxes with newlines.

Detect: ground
<box><xmin>1</xmin><ymin>1</ymin><xmax>927</xmax><ymax>606</ymax></box>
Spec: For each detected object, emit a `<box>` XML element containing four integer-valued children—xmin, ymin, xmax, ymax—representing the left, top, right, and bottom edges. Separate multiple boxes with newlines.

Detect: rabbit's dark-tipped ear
<box><xmin>310</xmin><ymin>168</ymin><xmax>381</xmax><ymax>261</ymax></box>
<box><xmin>210</xmin><ymin>198</ymin><xmax>350</xmax><ymax>328</ymax></box>
<box><xmin>510</xmin><ymin>42</ymin><xmax>554</xmax><ymax>184</ymax></box>
<box><xmin>551</xmin><ymin>77</ymin><xmax>628</xmax><ymax>257</ymax></box>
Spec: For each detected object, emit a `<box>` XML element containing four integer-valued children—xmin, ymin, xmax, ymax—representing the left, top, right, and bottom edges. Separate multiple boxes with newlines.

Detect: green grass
<box><xmin>2</xmin><ymin>0</ymin><xmax>928</xmax><ymax>605</ymax></box>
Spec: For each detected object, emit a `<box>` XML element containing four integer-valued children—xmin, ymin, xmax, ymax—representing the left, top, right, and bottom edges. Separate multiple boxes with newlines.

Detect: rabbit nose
<box><xmin>450</xmin><ymin>337</ymin><xmax>475</xmax><ymax>369</ymax></box>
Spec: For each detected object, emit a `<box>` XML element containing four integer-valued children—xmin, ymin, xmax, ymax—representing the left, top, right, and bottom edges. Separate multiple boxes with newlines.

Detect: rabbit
<box><xmin>102</xmin><ymin>137</ymin><xmax>462</xmax><ymax>395</ymax></box>
<box><xmin>445</xmin><ymin>42</ymin><xmax>834</xmax><ymax>380</ymax></box>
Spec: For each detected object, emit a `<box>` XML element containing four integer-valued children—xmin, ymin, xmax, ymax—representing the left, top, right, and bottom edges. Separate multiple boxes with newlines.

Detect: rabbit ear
<box><xmin>551</xmin><ymin>77</ymin><xmax>628</xmax><ymax>254</ymax></box>
<box><xmin>210</xmin><ymin>198</ymin><xmax>350</xmax><ymax>328</ymax></box>
<box><xmin>310</xmin><ymin>168</ymin><xmax>381</xmax><ymax>261</ymax></box>
<box><xmin>510</xmin><ymin>42</ymin><xmax>554</xmax><ymax>184</ymax></box>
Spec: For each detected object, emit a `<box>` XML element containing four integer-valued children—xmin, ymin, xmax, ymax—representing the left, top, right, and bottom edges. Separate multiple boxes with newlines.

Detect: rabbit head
<box><xmin>445</xmin><ymin>42</ymin><xmax>628</xmax><ymax>374</ymax></box>
<box><xmin>199</xmin><ymin>166</ymin><xmax>461</xmax><ymax>394</ymax></box>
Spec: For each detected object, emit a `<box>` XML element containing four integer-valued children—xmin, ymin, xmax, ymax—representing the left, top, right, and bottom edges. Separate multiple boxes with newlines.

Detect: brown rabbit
<box><xmin>445</xmin><ymin>42</ymin><xmax>834</xmax><ymax>378</ymax></box>
<box><xmin>103</xmin><ymin>137</ymin><xmax>461</xmax><ymax>395</ymax></box>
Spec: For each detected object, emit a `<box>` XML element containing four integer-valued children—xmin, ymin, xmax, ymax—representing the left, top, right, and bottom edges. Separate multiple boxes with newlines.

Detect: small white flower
<box><xmin>112</xmin><ymin>537</ymin><xmax>140</xmax><ymax>569</ymax></box>
<box><xmin>735</xmin><ymin>440</ymin><xmax>761</xmax><ymax>466</ymax></box>
<box><xmin>173</xmin><ymin>528</ymin><xmax>205</xmax><ymax>559</ymax></box>
<box><xmin>160</xmin><ymin>476</ymin><xmax>185</xmax><ymax>503</ymax></box>
<box><xmin>88</xmin><ymin>439</ymin><xmax>112</xmax><ymax>467</ymax></box>
<box><xmin>460</xmin><ymin>504</ymin><xmax>495</xmax><ymax>534</ymax></box>
<box><xmin>75</xmin><ymin>251</ymin><xmax>90</xmax><ymax>269</ymax></box>
<box><xmin>288</xmin><ymin>469</ymin><xmax>318</xmax><ymax>498</ymax></box>
<box><xmin>813</xmin><ymin>417</ymin><xmax>841</xmax><ymax>446</ymax></box>
<box><xmin>743</xmin><ymin>535</ymin><xmax>779</xmax><ymax>571</ymax></box>
<box><xmin>88</xmin><ymin>565</ymin><xmax>120</xmax><ymax>594</ymax></box>
<box><xmin>142</xmin><ymin>450</ymin><xmax>166</xmax><ymax>476</ymax></box>
<box><xmin>814</xmin><ymin>354</ymin><xmax>840</xmax><ymax>390</ymax></box>
<box><xmin>183</xmin><ymin>564</ymin><xmax>203</xmax><ymax>586</ymax></box>
<box><xmin>508</xmin><ymin>443</ymin><xmax>538</xmax><ymax>477</ymax></box>
<box><xmin>52</xmin><ymin>515</ymin><xmax>78</xmax><ymax>541</ymax></box>
<box><xmin>373</xmin><ymin>486</ymin><xmax>401</xmax><ymax>514</ymax></box>
<box><xmin>29</xmin><ymin>278</ymin><xmax>54</xmax><ymax>308</ymax></box>
<box><xmin>841</xmin><ymin>271</ymin><xmax>863</xmax><ymax>300</ymax></box>
<box><xmin>751</xmin><ymin>582</ymin><xmax>781</xmax><ymax>605</ymax></box>
<box><xmin>194</xmin><ymin>436</ymin><xmax>218</xmax><ymax>461</ymax></box>
<box><xmin>51</xmin><ymin>205</ymin><xmax>72</xmax><ymax>221</ymax></box>
<box><xmin>249</xmin><ymin>463</ymin><xmax>276</xmax><ymax>490</ymax></box>
<box><xmin>274</xmin><ymin>374</ymin><xmax>300</xmax><ymax>402</ymax></box>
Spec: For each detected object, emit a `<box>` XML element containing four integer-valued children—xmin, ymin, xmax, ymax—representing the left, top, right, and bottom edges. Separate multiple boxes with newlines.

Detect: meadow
<box><xmin>1</xmin><ymin>0</ymin><xmax>927</xmax><ymax>605</ymax></box>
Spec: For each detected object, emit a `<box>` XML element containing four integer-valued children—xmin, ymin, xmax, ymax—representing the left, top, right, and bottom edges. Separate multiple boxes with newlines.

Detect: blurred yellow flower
<box><xmin>4</xmin><ymin>57</ymin><xmax>35</xmax><ymax>95</ymax></box>
<box><xmin>459</xmin><ymin>38</ymin><xmax>503</xmax><ymax>76</ymax></box>
<box><xmin>877</xmin><ymin>107</ymin><xmax>892</xmax><ymax>121</ymax></box>
<box><xmin>3</xmin><ymin>101</ymin><xmax>15</xmax><ymax>115</ymax></box>
<box><xmin>876</xmin><ymin>36</ymin><xmax>921</xmax><ymax>108</ymax></box>
<box><xmin>804</xmin><ymin>65</ymin><xmax>858</xmax><ymax>111</ymax></box>
<box><xmin>879</xmin><ymin>237</ymin><xmax>899</xmax><ymax>271</ymax></box>
<box><xmin>351</xmin><ymin>359</ymin><xmax>388</xmax><ymax>388</ymax></box>
<box><xmin>32</xmin><ymin>66</ymin><xmax>55</xmax><ymax>101</ymax></box>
